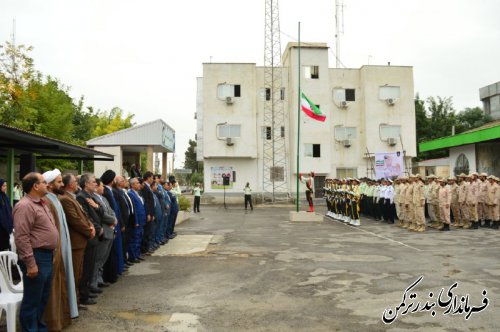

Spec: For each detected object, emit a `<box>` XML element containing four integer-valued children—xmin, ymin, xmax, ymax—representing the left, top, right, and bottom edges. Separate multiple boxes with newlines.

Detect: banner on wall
<box><xmin>375</xmin><ymin>151</ymin><xmax>404</xmax><ymax>179</ymax></box>
<box><xmin>210</xmin><ymin>166</ymin><xmax>233</xmax><ymax>189</ymax></box>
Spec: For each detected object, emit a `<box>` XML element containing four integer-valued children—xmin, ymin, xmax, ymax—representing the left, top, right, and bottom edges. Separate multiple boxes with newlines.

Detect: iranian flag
<box><xmin>301</xmin><ymin>93</ymin><xmax>326</xmax><ymax>122</ymax></box>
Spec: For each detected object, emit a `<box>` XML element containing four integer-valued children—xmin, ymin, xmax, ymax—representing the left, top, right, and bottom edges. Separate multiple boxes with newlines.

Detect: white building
<box><xmin>197</xmin><ymin>42</ymin><xmax>416</xmax><ymax>201</ymax></box>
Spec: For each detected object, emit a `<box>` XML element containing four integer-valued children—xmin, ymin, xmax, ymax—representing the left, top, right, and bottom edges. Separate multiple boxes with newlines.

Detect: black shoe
<box><xmin>440</xmin><ymin>223</ymin><xmax>450</xmax><ymax>231</ymax></box>
<box><xmin>129</xmin><ymin>259</ymin><xmax>141</xmax><ymax>263</ymax></box>
<box><xmin>88</xmin><ymin>293</ymin><xmax>98</xmax><ymax>298</ymax></box>
<box><xmin>492</xmin><ymin>221</ymin><xmax>499</xmax><ymax>229</ymax></box>
<box><xmin>125</xmin><ymin>261</ymin><xmax>133</xmax><ymax>266</ymax></box>
<box><xmin>137</xmin><ymin>256</ymin><xmax>145</xmax><ymax>261</ymax></box>
<box><xmin>89</xmin><ymin>287</ymin><xmax>103</xmax><ymax>294</ymax></box>
<box><xmin>78</xmin><ymin>304</ymin><xmax>88</xmax><ymax>310</ymax></box>
<box><xmin>98</xmin><ymin>282</ymin><xmax>110</xmax><ymax>288</ymax></box>
<box><xmin>168</xmin><ymin>234</ymin><xmax>175</xmax><ymax>239</ymax></box>
<box><xmin>80</xmin><ymin>298</ymin><xmax>97</xmax><ymax>305</ymax></box>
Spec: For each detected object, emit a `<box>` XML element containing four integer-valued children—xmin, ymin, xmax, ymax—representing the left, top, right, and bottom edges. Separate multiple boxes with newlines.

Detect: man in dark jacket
<box><xmin>112</xmin><ymin>175</ymin><xmax>134</xmax><ymax>265</ymax></box>
<box><xmin>100</xmin><ymin>170</ymin><xmax>124</xmax><ymax>280</ymax></box>
<box><xmin>75</xmin><ymin>174</ymin><xmax>102</xmax><ymax>303</ymax></box>
<box><xmin>141</xmin><ymin>171</ymin><xmax>155</xmax><ymax>254</ymax></box>
<box><xmin>127</xmin><ymin>177</ymin><xmax>146</xmax><ymax>262</ymax></box>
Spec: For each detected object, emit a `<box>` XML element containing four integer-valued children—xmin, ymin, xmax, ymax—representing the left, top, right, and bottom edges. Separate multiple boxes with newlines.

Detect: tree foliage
<box><xmin>0</xmin><ymin>41</ymin><xmax>135</xmax><ymax>172</ymax></box>
<box><xmin>415</xmin><ymin>96</ymin><xmax>493</xmax><ymax>160</ymax></box>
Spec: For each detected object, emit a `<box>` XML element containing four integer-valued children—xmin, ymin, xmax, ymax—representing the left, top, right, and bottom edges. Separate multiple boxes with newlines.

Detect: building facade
<box><xmin>197</xmin><ymin>42</ymin><xmax>416</xmax><ymax>201</ymax></box>
<box><xmin>480</xmin><ymin>81</ymin><xmax>500</xmax><ymax>120</ymax></box>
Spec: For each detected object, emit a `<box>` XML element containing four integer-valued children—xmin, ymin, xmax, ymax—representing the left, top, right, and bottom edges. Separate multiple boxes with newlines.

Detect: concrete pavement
<box><xmin>63</xmin><ymin>205</ymin><xmax>500</xmax><ymax>331</ymax></box>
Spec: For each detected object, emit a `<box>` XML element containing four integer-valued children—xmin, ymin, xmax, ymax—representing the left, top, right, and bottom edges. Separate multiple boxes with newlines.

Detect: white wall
<box><xmin>203</xmin><ymin>158</ymin><xmax>258</xmax><ymax>194</ymax></box>
<box><xmin>93</xmin><ymin>146</ymin><xmax>122</xmax><ymax>178</ymax></box>
<box><xmin>449</xmin><ymin>144</ymin><xmax>476</xmax><ymax>174</ymax></box>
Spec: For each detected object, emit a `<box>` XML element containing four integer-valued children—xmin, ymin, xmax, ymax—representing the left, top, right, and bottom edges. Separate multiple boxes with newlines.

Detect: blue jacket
<box><xmin>166</xmin><ymin>190</ymin><xmax>178</xmax><ymax>214</ymax></box>
<box><xmin>128</xmin><ymin>189</ymin><xmax>146</xmax><ymax>227</ymax></box>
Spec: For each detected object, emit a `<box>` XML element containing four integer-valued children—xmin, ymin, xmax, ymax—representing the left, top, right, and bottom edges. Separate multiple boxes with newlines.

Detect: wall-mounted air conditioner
<box><xmin>386</xmin><ymin>98</ymin><xmax>396</xmax><ymax>106</ymax></box>
<box><xmin>342</xmin><ymin>139</ymin><xmax>352</xmax><ymax>148</ymax></box>
<box><xmin>226</xmin><ymin>96</ymin><xmax>234</xmax><ymax>104</ymax></box>
<box><xmin>226</xmin><ymin>137</ymin><xmax>234</xmax><ymax>146</ymax></box>
<box><xmin>387</xmin><ymin>137</ymin><xmax>397</xmax><ymax>146</ymax></box>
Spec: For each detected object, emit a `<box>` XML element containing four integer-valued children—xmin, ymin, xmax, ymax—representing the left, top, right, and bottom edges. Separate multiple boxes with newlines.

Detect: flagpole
<box><xmin>296</xmin><ymin>22</ymin><xmax>301</xmax><ymax>212</ymax></box>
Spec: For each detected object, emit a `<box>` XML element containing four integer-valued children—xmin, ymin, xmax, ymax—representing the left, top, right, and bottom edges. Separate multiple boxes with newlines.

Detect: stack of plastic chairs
<box><xmin>0</xmin><ymin>251</ymin><xmax>23</xmax><ymax>332</ymax></box>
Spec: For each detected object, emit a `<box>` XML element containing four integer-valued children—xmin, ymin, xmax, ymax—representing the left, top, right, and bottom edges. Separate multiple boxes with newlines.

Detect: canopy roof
<box><xmin>0</xmin><ymin>123</ymin><xmax>114</xmax><ymax>161</ymax></box>
<box><xmin>419</xmin><ymin>121</ymin><xmax>500</xmax><ymax>152</ymax></box>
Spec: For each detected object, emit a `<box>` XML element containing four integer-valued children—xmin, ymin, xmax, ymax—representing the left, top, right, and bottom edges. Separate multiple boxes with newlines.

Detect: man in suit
<box><xmin>127</xmin><ymin>177</ymin><xmax>146</xmax><ymax>262</ymax></box>
<box><xmin>75</xmin><ymin>174</ymin><xmax>102</xmax><ymax>302</ymax></box>
<box><xmin>91</xmin><ymin>178</ymin><xmax>116</xmax><ymax>287</ymax></box>
<box><xmin>112</xmin><ymin>175</ymin><xmax>134</xmax><ymax>265</ymax></box>
<box><xmin>100</xmin><ymin>170</ymin><xmax>125</xmax><ymax>278</ymax></box>
<box><xmin>60</xmin><ymin>174</ymin><xmax>96</xmax><ymax>306</ymax></box>
<box><xmin>141</xmin><ymin>171</ymin><xmax>156</xmax><ymax>254</ymax></box>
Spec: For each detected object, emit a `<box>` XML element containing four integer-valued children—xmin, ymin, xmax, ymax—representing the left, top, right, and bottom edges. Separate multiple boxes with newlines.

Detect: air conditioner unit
<box><xmin>340</xmin><ymin>101</ymin><xmax>349</xmax><ymax>108</ymax></box>
<box><xmin>342</xmin><ymin>139</ymin><xmax>352</xmax><ymax>148</ymax></box>
<box><xmin>226</xmin><ymin>137</ymin><xmax>234</xmax><ymax>146</ymax></box>
<box><xmin>387</xmin><ymin>137</ymin><xmax>397</xmax><ymax>146</ymax></box>
<box><xmin>386</xmin><ymin>98</ymin><xmax>396</xmax><ymax>105</ymax></box>
<box><xmin>226</xmin><ymin>96</ymin><xmax>234</xmax><ymax>104</ymax></box>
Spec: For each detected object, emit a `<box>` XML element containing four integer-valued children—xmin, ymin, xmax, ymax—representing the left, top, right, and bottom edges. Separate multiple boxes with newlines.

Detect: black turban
<box><xmin>101</xmin><ymin>169</ymin><xmax>116</xmax><ymax>185</ymax></box>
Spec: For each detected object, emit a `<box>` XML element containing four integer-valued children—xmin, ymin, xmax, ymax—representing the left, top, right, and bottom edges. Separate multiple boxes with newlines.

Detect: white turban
<box><xmin>42</xmin><ymin>169</ymin><xmax>62</xmax><ymax>184</ymax></box>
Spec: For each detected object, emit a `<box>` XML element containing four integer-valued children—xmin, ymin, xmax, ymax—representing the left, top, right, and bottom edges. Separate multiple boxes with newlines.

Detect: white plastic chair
<box><xmin>0</xmin><ymin>251</ymin><xmax>23</xmax><ymax>332</ymax></box>
<box><xmin>9</xmin><ymin>233</ymin><xmax>16</xmax><ymax>253</ymax></box>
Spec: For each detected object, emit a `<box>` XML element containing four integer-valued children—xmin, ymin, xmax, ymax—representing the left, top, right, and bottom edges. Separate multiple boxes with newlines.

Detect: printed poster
<box><xmin>210</xmin><ymin>166</ymin><xmax>233</xmax><ymax>189</ymax></box>
<box><xmin>375</xmin><ymin>152</ymin><xmax>404</xmax><ymax>179</ymax></box>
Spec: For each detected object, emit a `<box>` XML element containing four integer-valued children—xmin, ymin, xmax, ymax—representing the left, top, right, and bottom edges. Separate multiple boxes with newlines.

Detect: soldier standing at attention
<box><xmin>437</xmin><ymin>178</ymin><xmax>451</xmax><ymax>231</ymax></box>
<box><xmin>448</xmin><ymin>177</ymin><xmax>460</xmax><ymax>227</ymax></box>
<box><xmin>457</xmin><ymin>174</ymin><xmax>469</xmax><ymax>228</ymax></box>
<box><xmin>425</xmin><ymin>175</ymin><xmax>437</xmax><ymax>228</ymax></box>
<box><xmin>478</xmin><ymin>173</ymin><xmax>490</xmax><ymax>227</ymax></box>
<box><xmin>467</xmin><ymin>174</ymin><xmax>480</xmax><ymax>229</ymax></box>
<box><xmin>402</xmin><ymin>175</ymin><xmax>414</xmax><ymax>230</ymax></box>
<box><xmin>413</xmin><ymin>175</ymin><xmax>426</xmax><ymax>232</ymax></box>
<box><xmin>486</xmin><ymin>176</ymin><xmax>499</xmax><ymax>229</ymax></box>
<box><xmin>397</xmin><ymin>177</ymin><xmax>408</xmax><ymax>227</ymax></box>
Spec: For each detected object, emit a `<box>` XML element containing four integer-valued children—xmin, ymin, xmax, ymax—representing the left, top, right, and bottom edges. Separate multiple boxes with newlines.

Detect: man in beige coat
<box><xmin>448</xmin><ymin>177</ymin><xmax>461</xmax><ymax>227</ymax></box>
<box><xmin>467</xmin><ymin>173</ymin><xmax>480</xmax><ymax>229</ymax></box>
<box><xmin>438</xmin><ymin>177</ymin><xmax>451</xmax><ymax>231</ymax></box>
<box><xmin>478</xmin><ymin>173</ymin><xmax>490</xmax><ymax>227</ymax></box>
<box><xmin>486</xmin><ymin>176</ymin><xmax>499</xmax><ymax>229</ymax></box>
<box><xmin>403</xmin><ymin>175</ymin><xmax>415</xmax><ymax>230</ymax></box>
<box><xmin>457</xmin><ymin>174</ymin><xmax>470</xmax><ymax>228</ymax></box>
<box><xmin>413</xmin><ymin>175</ymin><xmax>426</xmax><ymax>232</ymax></box>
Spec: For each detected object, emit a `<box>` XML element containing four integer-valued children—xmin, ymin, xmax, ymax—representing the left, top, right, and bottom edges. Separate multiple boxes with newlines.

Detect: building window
<box><xmin>333</xmin><ymin>88</ymin><xmax>356</xmax><ymax>102</ymax></box>
<box><xmin>305</xmin><ymin>143</ymin><xmax>321</xmax><ymax>158</ymax></box>
<box><xmin>280</xmin><ymin>87</ymin><xmax>285</xmax><ymax>100</ymax></box>
<box><xmin>454</xmin><ymin>153</ymin><xmax>470</xmax><ymax>176</ymax></box>
<box><xmin>270</xmin><ymin>166</ymin><xmax>284</xmax><ymax>181</ymax></box>
<box><xmin>379</xmin><ymin>86</ymin><xmax>400</xmax><ymax>100</ymax></box>
<box><xmin>281</xmin><ymin>126</ymin><xmax>285</xmax><ymax>138</ymax></box>
<box><xmin>265</xmin><ymin>126</ymin><xmax>272</xmax><ymax>140</ymax></box>
<box><xmin>334</xmin><ymin>126</ymin><xmax>357</xmax><ymax>140</ymax></box>
<box><xmin>265</xmin><ymin>88</ymin><xmax>271</xmax><ymax>101</ymax></box>
<box><xmin>304</xmin><ymin>66</ymin><xmax>319</xmax><ymax>79</ymax></box>
<box><xmin>217</xmin><ymin>124</ymin><xmax>241</xmax><ymax>138</ymax></box>
<box><xmin>379</xmin><ymin>124</ymin><xmax>401</xmax><ymax>141</ymax></box>
<box><xmin>217</xmin><ymin>83</ymin><xmax>241</xmax><ymax>99</ymax></box>
<box><xmin>337</xmin><ymin>168</ymin><xmax>358</xmax><ymax>179</ymax></box>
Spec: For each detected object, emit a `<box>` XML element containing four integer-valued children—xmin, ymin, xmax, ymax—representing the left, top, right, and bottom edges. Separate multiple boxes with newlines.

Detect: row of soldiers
<box><xmin>323</xmin><ymin>173</ymin><xmax>500</xmax><ymax>232</ymax></box>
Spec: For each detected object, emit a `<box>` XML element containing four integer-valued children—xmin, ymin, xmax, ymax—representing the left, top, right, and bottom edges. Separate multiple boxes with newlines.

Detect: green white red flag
<box><xmin>301</xmin><ymin>92</ymin><xmax>326</xmax><ymax>122</ymax></box>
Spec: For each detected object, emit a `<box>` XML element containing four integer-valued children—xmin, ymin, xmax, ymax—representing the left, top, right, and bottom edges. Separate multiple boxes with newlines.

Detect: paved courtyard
<box><xmin>62</xmin><ymin>205</ymin><xmax>499</xmax><ymax>332</ymax></box>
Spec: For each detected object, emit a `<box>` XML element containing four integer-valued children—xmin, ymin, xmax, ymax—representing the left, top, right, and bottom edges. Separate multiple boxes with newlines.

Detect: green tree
<box><xmin>0</xmin><ymin>42</ymin><xmax>35</xmax><ymax>125</ymax></box>
<box><xmin>93</xmin><ymin>107</ymin><xmax>134</xmax><ymax>137</ymax></box>
<box><xmin>184</xmin><ymin>139</ymin><xmax>202</xmax><ymax>173</ymax></box>
<box><xmin>455</xmin><ymin>107</ymin><xmax>492</xmax><ymax>134</ymax></box>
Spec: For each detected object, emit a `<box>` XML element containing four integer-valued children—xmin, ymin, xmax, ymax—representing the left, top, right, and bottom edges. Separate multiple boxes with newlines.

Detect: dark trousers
<box><xmin>79</xmin><ymin>241</ymin><xmax>98</xmax><ymax>300</ymax></box>
<box><xmin>194</xmin><ymin>196</ymin><xmax>201</xmax><ymax>212</ymax></box>
<box><xmin>166</xmin><ymin>211</ymin><xmax>178</xmax><ymax>236</ymax></box>
<box><xmin>142</xmin><ymin>220</ymin><xmax>153</xmax><ymax>252</ymax></box>
<box><xmin>19</xmin><ymin>249</ymin><xmax>53</xmax><ymax>332</ymax></box>
<box><xmin>305</xmin><ymin>190</ymin><xmax>313</xmax><ymax>208</ymax></box>
<box><xmin>128</xmin><ymin>225</ymin><xmax>144</xmax><ymax>260</ymax></box>
<box><xmin>245</xmin><ymin>195</ymin><xmax>253</xmax><ymax>210</ymax></box>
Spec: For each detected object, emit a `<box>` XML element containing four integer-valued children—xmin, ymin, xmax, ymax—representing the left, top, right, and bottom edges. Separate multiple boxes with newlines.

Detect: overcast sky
<box><xmin>2</xmin><ymin>0</ymin><xmax>499</xmax><ymax>167</ymax></box>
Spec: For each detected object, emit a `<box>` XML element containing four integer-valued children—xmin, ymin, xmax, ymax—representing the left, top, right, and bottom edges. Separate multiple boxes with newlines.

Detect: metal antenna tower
<box><xmin>263</xmin><ymin>0</ymin><xmax>288</xmax><ymax>202</ymax></box>
<box><xmin>335</xmin><ymin>0</ymin><xmax>344</xmax><ymax>68</ymax></box>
